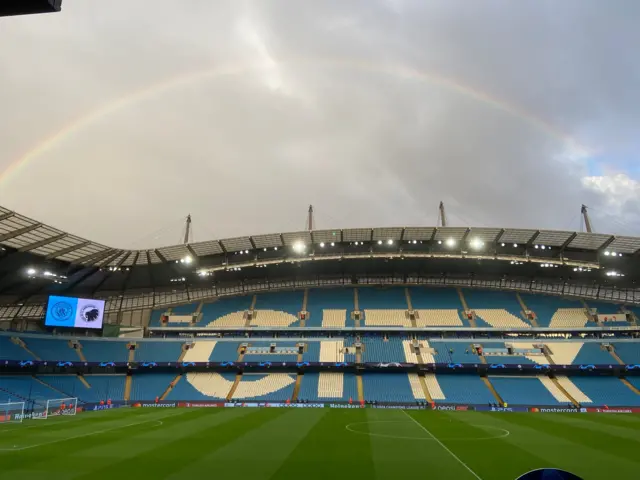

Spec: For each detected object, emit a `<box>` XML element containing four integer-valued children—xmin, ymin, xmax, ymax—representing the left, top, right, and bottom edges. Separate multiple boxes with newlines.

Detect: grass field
<box><xmin>0</xmin><ymin>407</ymin><xmax>638</xmax><ymax>479</ymax></box>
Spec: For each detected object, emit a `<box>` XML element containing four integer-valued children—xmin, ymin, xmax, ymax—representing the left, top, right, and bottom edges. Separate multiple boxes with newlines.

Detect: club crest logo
<box><xmin>51</xmin><ymin>301</ymin><xmax>74</xmax><ymax>322</ymax></box>
<box><xmin>80</xmin><ymin>304</ymin><xmax>101</xmax><ymax>322</ymax></box>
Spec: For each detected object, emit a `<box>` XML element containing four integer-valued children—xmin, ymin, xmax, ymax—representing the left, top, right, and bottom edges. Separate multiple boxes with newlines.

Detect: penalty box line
<box><xmin>0</xmin><ymin>410</ymin><xmax>188</xmax><ymax>452</ymax></box>
<box><xmin>401</xmin><ymin>410</ymin><xmax>483</xmax><ymax>480</ymax></box>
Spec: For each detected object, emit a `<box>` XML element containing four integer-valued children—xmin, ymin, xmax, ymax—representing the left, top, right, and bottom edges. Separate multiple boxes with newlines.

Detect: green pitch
<box><xmin>0</xmin><ymin>407</ymin><xmax>638</xmax><ymax>479</ymax></box>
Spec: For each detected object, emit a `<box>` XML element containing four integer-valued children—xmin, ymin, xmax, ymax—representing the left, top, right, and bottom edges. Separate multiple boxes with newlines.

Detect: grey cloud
<box><xmin>0</xmin><ymin>0</ymin><xmax>639</xmax><ymax>248</ymax></box>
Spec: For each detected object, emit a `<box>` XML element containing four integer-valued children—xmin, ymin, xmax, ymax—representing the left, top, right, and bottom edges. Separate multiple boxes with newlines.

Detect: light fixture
<box><xmin>26</xmin><ymin>268</ymin><xmax>36</xmax><ymax>275</ymax></box>
<box><xmin>469</xmin><ymin>238</ymin><xmax>484</xmax><ymax>250</ymax></box>
<box><xmin>534</xmin><ymin>245</ymin><xmax>539</xmax><ymax>249</ymax></box>
<box><xmin>377</xmin><ymin>240</ymin><xmax>382</xmax><ymax>245</ymax></box>
<box><xmin>330</xmin><ymin>242</ymin><xmax>335</xmax><ymax>247</ymax></box>
<box><xmin>319</xmin><ymin>242</ymin><xmax>325</xmax><ymax>247</ymax></box>
<box><xmin>540</xmin><ymin>245</ymin><xmax>546</xmax><ymax>250</ymax></box>
<box><xmin>387</xmin><ymin>239</ymin><xmax>393</xmax><ymax>245</ymax></box>
<box><xmin>501</xmin><ymin>243</ymin><xmax>505</xmax><ymax>247</ymax></box>
<box><xmin>412</xmin><ymin>240</ymin><xmax>417</xmax><ymax>244</ymax></box>
<box><xmin>513</xmin><ymin>243</ymin><xmax>518</xmax><ymax>248</ymax></box>
<box><xmin>292</xmin><ymin>241</ymin><xmax>306</xmax><ymax>253</ymax></box>
<box><xmin>445</xmin><ymin>238</ymin><xmax>456</xmax><ymax>248</ymax></box>
<box><xmin>437</xmin><ymin>240</ymin><xmax>442</xmax><ymax>245</ymax></box>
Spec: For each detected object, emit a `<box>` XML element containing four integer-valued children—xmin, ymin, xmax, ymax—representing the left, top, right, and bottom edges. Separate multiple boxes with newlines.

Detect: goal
<box><xmin>34</xmin><ymin>397</ymin><xmax>78</xmax><ymax>420</ymax></box>
<box><xmin>0</xmin><ymin>401</ymin><xmax>26</xmax><ymax>424</ymax></box>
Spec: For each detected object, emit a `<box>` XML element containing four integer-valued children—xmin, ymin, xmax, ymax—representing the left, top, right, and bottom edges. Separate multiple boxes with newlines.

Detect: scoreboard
<box><xmin>0</xmin><ymin>0</ymin><xmax>62</xmax><ymax>17</ymax></box>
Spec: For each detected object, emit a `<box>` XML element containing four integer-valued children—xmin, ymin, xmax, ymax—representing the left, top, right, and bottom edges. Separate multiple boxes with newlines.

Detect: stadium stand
<box><xmin>613</xmin><ymin>343</ymin><xmax>640</xmax><ymax>364</ymax></box>
<box><xmin>251</xmin><ymin>291</ymin><xmax>302</xmax><ymax>327</ymax></box>
<box><xmin>200</xmin><ymin>297</ymin><xmax>252</xmax><ymax>327</ymax></box>
<box><xmin>135</xmin><ymin>341</ymin><xmax>184</xmax><ymax>362</ymax></box>
<box><xmin>360</xmin><ymin>288</ymin><xmax>411</xmax><ymax>327</ymax></box>
<box><xmin>572</xmin><ymin>343</ymin><xmax>617</xmax><ymax>364</ymax></box>
<box><xmin>242</xmin><ymin>341</ymin><xmax>299</xmax><ymax>362</ymax></box>
<box><xmin>362</xmin><ymin>337</ymin><xmax>404</xmax><ymax>363</ymax></box>
<box><xmin>569</xmin><ymin>377</ymin><xmax>640</xmax><ymax>406</ymax></box>
<box><xmin>22</xmin><ymin>337</ymin><xmax>77</xmax><ymax>361</ymax></box>
<box><xmin>80</xmin><ymin>340</ymin><xmax>129</xmax><ymax>363</ymax></box>
<box><xmin>463</xmin><ymin>290</ymin><xmax>530</xmax><ymax>328</ymax></box>
<box><xmin>130</xmin><ymin>374</ymin><xmax>177</xmax><ymax>401</ymax></box>
<box><xmin>0</xmin><ymin>336</ymin><xmax>33</xmax><ymax>361</ymax></box>
<box><xmin>361</xmin><ymin>373</ymin><xmax>417</xmax><ymax>403</ymax></box>
<box><xmin>435</xmin><ymin>375</ymin><xmax>496</xmax><ymax>404</ymax></box>
<box><xmin>409</xmin><ymin>287</ymin><xmax>462</xmax><ymax>309</ymax></box>
<box><xmin>168</xmin><ymin>372</ymin><xmax>235</xmax><ymax>400</ymax></box>
<box><xmin>305</xmin><ymin>288</ymin><xmax>353</xmax><ymax>327</ymax></box>
<box><xmin>518</xmin><ymin>294</ymin><xmax>584</xmax><ymax>327</ymax></box>
<box><xmin>0</xmin><ymin>376</ymin><xmax>60</xmax><ymax>403</ymax></box>
<box><xmin>81</xmin><ymin>375</ymin><xmax>126</xmax><ymax>402</ymax></box>
<box><xmin>489</xmin><ymin>376</ymin><xmax>569</xmax><ymax>406</ymax></box>
<box><xmin>232</xmin><ymin>373</ymin><xmax>296</xmax><ymax>401</ymax></box>
<box><xmin>423</xmin><ymin>373</ymin><xmax>445</xmax><ymax>401</ymax></box>
<box><xmin>37</xmin><ymin>375</ymin><xmax>85</xmax><ymax>399</ymax></box>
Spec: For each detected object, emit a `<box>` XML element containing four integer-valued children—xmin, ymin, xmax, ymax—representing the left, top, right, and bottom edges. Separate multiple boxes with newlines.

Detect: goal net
<box><xmin>0</xmin><ymin>401</ymin><xmax>26</xmax><ymax>424</ymax></box>
<box><xmin>34</xmin><ymin>397</ymin><xmax>78</xmax><ymax>420</ymax></box>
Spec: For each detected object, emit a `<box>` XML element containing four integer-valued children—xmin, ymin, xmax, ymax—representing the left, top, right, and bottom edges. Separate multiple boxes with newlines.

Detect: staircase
<box><xmin>193</xmin><ymin>301</ymin><xmax>204</xmax><ymax>324</ymax></box>
<box><xmin>124</xmin><ymin>374</ymin><xmax>132</xmax><ymax>401</ymax></box>
<box><xmin>13</xmin><ymin>337</ymin><xmax>41</xmax><ymax>361</ymax></box>
<box><xmin>353</xmin><ymin>288</ymin><xmax>360</xmax><ymax>327</ymax></box>
<box><xmin>620</xmin><ymin>378</ymin><xmax>640</xmax><ymax>395</ymax></box>
<box><xmin>72</xmin><ymin>341</ymin><xmax>87</xmax><ymax>362</ymax></box>
<box><xmin>160</xmin><ymin>374</ymin><xmax>182</xmax><ymax>401</ymax></box>
<box><xmin>481</xmin><ymin>377</ymin><xmax>504</xmax><ymax>405</ymax></box>
<box><xmin>543</xmin><ymin>346</ymin><xmax>556</xmax><ymax>365</ymax></box>
<box><xmin>292</xmin><ymin>374</ymin><xmax>303</xmax><ymax>401</ymax></box>
<box><xmin>127</xmin><ymin>345</ymin><xmax>136</xmax><ymax>363</ymax></box>
<box><xmin>226</xmin><ymin>374</ymin><xmax>242</xmax><ymax>401</ymax></box>
<box><xmin>77</xmin><ymin>374</ymin><xmax>91</xmax><ymax>389</ymax></box>
<box><xmin>418</xmin><ymin>375</ymin><xmax>433</xmax><ymax>403</ymax></box>
<box><xmin>516</xmin><ymin>293</ymin><xmax>539</xmax><ymax>327</ymax></box>
<box><xmin>609</xmin><ymin>348</ymin><xmax>625</xmax><ymax>366</ymax></box>
<box><xmin>356</xmin><ymin>375</ymin><xmax>364</xmax><ymax>403</ymax></box>
<box><xmin>551</xmin><ymin>377</ymin><xmax>579</xmax><ymax>407</ymax></box>
<box><xmin>405</xmin><ymin>287</ymin><xmax>413</xmax><ymax>311</ymax></box>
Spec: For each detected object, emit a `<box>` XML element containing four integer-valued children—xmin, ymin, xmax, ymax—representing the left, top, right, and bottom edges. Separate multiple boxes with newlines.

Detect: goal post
<box><xmin>0</xmin><ymin>401</ymin><xmax>26</xmax><ymax>424</ymax></box>
<box><xmin>44</xmin><ymin>397</ymin><xmax>78</xmax><ymax>419</ymax></box>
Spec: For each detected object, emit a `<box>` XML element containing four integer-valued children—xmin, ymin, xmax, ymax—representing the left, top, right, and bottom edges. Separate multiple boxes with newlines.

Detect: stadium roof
<box><xmin>0</xmin><ymin>204</ymin><xmax>639</xmax><ymax>303</ymax></box>
<box><xmin>1</xmin><ymin>205</ymin><xmax>639</xmax><ymax>268</ymax></box>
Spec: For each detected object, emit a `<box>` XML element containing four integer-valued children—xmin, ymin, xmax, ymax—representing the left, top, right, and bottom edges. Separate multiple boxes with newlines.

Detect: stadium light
<box><xmin>604</xmin><ymin>251</ymin><xmax>610</xmax><ymax>256</ymax></box>
<box><xmin>469</xmin><ymin>238</ymin><xmax>484</xmax><ymax>250</ymax></box>
<box><xmin>181</xmin><ymin>256</ymin><xmax>192</xmax><ymax>264</ymax></box>
<box><xmin>263</xmin><ymin>248</ymin><xmax>267</xmax><ymax>252</ymax></box>
<box><xmin>274</xmin><ymin>247</ymin><xmax>278</xmax><ymax>251</ymax></box>
<box><xmin>437</xmin><ymin>240</ymin><xmax>442</xmax><ymax>245</ymax></box>
<box><xmin>319</xmin><ymin>242</ymin><xmax>325</xmax><ymax>248</ymax></box>
<box><xmin>198</xmin><ymin>269</ymin><xmax>208</xmax><ymax>277</ymax></box>
<box><xmin>377</xmin><ymin>240</ymin><xmax>382</xmax><ymax>245</ymax></box>
<box><xmin>501</xmin><ymin>243</ymin><xmax>505</xmax><ymax>247</ymax></box>
<box><xmin>412</xmin><ymin>240</ymin><xmax>417</xmax><ymax>244</ymax></box>
<box><xmin>330</xmin><ymin>242</ymin><xmax>335</xmax><ymax>247</ymax></box>
<box><xmin>387</xmin><ymin>239</ymin><xmax>393</xmax><ymax>245</ymax></box>
<box><xmin>513</xmin><ymin>243</ymin><xmax>518</xmax><ymax>247</ymax></box>
<box><xmin>611</xmin><ymin>251</ymin><xmax>617</xmax><ymax>256</ymax></box>
<box><xmin>26</xmin><ymin>268</ymin><xmax>36</xmax><ymax>276</ymax></box>
<box><xmin>292</xmin><ymin>241</ymin><xmax>306</xmax><ymax>253</ymax></box>
<box><xmin>540</xmin><ymin>245</ymin><xmax>546</xmax><ymax>250</ymax></box>
<box><xmin>445</xmin><ymin>238</ymin><xmax>456</xmax><ymax>248</ymax></box>
<box><xmin>534</xmin><ymin>245</ymin><xmax>539</xmax><ymax>249</ymax></box>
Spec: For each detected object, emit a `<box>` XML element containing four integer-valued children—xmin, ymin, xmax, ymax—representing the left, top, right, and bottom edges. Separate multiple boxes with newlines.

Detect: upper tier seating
<box><xmin>358</xmin><ymin>287</ymin><xmax>408</xmax><ymax>309</ymax></box>
<box><xmin>474</xmin><ymin>309</ymin><xmax>531</xmax><ymax>328</ymax></box>
<box><xmin>200</xmin><ymin>296</ymin><xmax>252</xmax><ymax>327</ymax></box>
<box><xmin>490</xmin><ymin>376</ymin><xmax>567</xmax><ymax>405</ymax></box>
<box><xmin>463</xmin><ymin>290</ymin><xmax>524</xmax><ymax>328</ymax></box>
<box><xmin>409</xmin><ymin>287</ymin><xmax>463</xmax><ymax>309</ymax></box>
<box><xmin>550</xmin><ymin>308</ymin><xmax>589</xmax><ymax>328</ymax></box>
<box><xmin>569</xmin><ymin>377</ymin><xmax>640</xmax><ymax>406</ymax></box>
<box><xmin>480</xmin><ymin>342</ymin><xmax>537</xmax><ymax>364</ymax></box>
<box><xmin>363</xmin><ymin>309</ymin><xmax>411</xmax><ymax>327</ymax></box>
<box><xmin>81</xmin><ymin>340</ymin><xmax>129</xmax><ymax>362</ymax></box>
<box><xmin>518</xmin><ymin>294</ymin><xmax>584</xmax><ymax>327</ymax></box>
<box><xmin>243</xmin><ymin>342</ymin><xmax>299</xmax><ymax>362</ymax></box>
<box><xmin>435</xmin><ymin>374</ymin><xmax>495</xmax><ymax>404</ymax></box>
<box><xmin>135</xmin><ymin>341</ymin><xmax>184</xmax><ymax>362</ymax></box>
<box><xmin>22</xmin><ymin>338</ymin><xmax>75</xmax><ymax>361</ymax></box>
<box><xmin>415</xmin><ymin>309</ymin><xmax>464</xmax><ymax>327</ymax></box>
<box><xmin>362</xmin><ymin>373</ymin><xmax>417</xmax><ymax>403</ymax></box>
<box><xmin>306</xmin><ymin>289</ymin><xmax>353</xmax><ymax>327</ymax></box>
<box><xmin>0</xmin><ymin>337</ymin><xmax>32</xmax><ymax>361</ymax></box>
<box><xmin>428</xmin><ymin>341</ymin><xmax>482</xmax><ymax>363</ymax></box>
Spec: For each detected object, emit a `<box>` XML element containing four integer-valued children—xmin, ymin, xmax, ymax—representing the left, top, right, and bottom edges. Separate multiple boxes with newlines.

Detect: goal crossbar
<box><xmin>0</xmin><ymin>401</ymin><xmax>26</xmax><ymax>424</ymax></box>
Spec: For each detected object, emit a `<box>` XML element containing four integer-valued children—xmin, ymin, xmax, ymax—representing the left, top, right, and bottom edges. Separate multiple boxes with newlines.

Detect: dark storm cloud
<box><xmin>0</xmin><ymin>0</ymin><xmax>639</xmax><ymax>248</ymax></box>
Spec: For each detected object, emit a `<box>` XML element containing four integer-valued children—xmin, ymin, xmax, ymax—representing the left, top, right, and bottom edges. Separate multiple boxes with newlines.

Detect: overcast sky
<box><xmin>1</xmin><ymin>0</ymin><xmax>639</xmax><ymax>249</ymax></box>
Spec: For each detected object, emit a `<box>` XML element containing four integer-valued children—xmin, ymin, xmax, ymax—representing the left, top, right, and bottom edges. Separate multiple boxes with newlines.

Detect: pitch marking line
<box><xmin>0</xmin><ymin>410</ymin><xmax>186</xmax><ymax>452</ymax></box>
<box><xmin>345</xmin><ymin>420</ymin><xmax>509</xmax><ymax>441</ymax></box>
<box><xmin>402</xmin><ymin>410</ymin><xmax>483</xmax><ymax>480</ymax></box>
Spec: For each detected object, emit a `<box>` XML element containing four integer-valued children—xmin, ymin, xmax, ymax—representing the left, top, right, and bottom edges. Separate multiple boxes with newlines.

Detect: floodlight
<box><xmin>330</xmin><ymin>242</ymin><xmax>335</xmax><ymax>247</ymax></box>
<box><xmin>540</xmin><ymin>245</ymin><xmax>546</xmax><ymax>250</ymax></box>
<box><xmin>604</xmin><ymin>251</ymin><xmax>610</xmax><ymax>256</ymax></box>
<box><xmin>292</xmin><ymin>241</ymin><xmax>306</xmax><ymax>253</ymax></box>
<box><xmin>534</xmin><ymin>245</ymin><xmax>539</xmax><ymax>249</ymax></box>
<box><xmin>501</xmin><ymin>243</ymin><xmax>505</xmax><ymax>247</ymax></box>
<box><xmin>412</xmin><ymin>240</ymin><xmax>417</xmax><ymax>244</ymax></box>
<box><xmin>274</xmin><ymin>247</ymin><xmax>278</xmax><ymax>251</ymax></box>
<box><xmin>198</xmin><ymin>270</ymin><xmax>207</xmax><ymax>277</ymax></box>
<box><xmin>513</xmin><ymin>243</ymin><xmax>518</xmax><ymax>247</ymax></box>
<box><xmin>26</xmin><ymin>268</ymin><xmax>36</xmax><ymax>275</ymax></box>
<box><xmin>245</xmin><ymin>250</ymin><xmax>249</xmax><ymax>254</ymax></box>
<box><xmin>437</xmin><ymin>240</ymin><xmax>442</xmax><ymax>245</ymax></box>
<box><xmin>445</xmin><ymin>238</ymin><xmax>456</xmax><ymax>248</ymax></box>
<box><xmin>377</xmin><ymin>240</ymin><xmax>382</xmax><ymax>245</ymax></box>
<box><xmin>611</xmin><ymin>251</ymin><xmax>617</xmax><ymax>256</ymax></box>
<box><xmin>319</xmin><ymin>242</ymin><xmax>325</xmax><ymax>247</ymax></box>
<box><xmin>469</xmin><ymin>238</ymin><xmax>483</xmax><ymax>250</ymax></box>
<box><xmin>387</xmin><ymin>239</ymin><xmax>393</xmax><ymax>245</ymax></box>
<box><xmin>264</xmin><ymin>248</ymin><xmax>267</xmax><ymax>252</ymax></box>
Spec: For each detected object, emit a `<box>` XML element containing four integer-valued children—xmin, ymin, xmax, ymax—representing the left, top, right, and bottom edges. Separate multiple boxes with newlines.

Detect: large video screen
<box><xmin>45</xmin><ymin>296</ymin><xmax>105</xmax><ymax>329</ymax></box>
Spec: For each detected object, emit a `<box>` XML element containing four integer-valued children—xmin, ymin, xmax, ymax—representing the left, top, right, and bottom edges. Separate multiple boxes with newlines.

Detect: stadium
<box><xmin>0</xmin><ymin>199</ymin><xmax>639</xmax><ymax>479</ymax></box>
<box><xmin>2</xmin><ymin>2</ymin><xmax>640</xmax><ymax>480</ymax></box>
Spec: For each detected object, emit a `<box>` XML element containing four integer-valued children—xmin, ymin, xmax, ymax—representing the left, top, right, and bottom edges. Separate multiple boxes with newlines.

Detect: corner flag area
<box><xmin>0</xmin><ymin>407</ymin><xmax>638</xmax><ymax>479</ymax></box>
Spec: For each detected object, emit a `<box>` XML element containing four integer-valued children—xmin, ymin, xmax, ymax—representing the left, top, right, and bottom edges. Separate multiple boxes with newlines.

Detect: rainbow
<box><xmin>0</xmin><ymin>58</ymin><xmax>591</xmax><ymax>187</ymax></box>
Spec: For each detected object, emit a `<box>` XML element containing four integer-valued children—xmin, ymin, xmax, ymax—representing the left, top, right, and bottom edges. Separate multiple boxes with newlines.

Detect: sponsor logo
<box><xmin>587</xmin><ymin>407</ymin><xmax>638</xmax><ymax>414</ymax></box>
<box><xmin>434</xmin><ymin>405</ymin><xmax>457</xmax><ymax>411</ymax></box>
<box><xmin>136</xmin><ymin>403</ymin><xmax>176</xmax><ymax>408</ymax></box>
<box><xmin>329</xmin><ymin>404</ymin><xmax>363</xmax><ymax>409</ymax></box>
<box><xmin>372</xmin><ymin>405</ymin><xmax>425</xmax><ymax>410</ymax></box>
<box><xmin>456</xmin><ymin>406</ymin><xmax>469</xmax><ymax>411</ymax></box>
<box><xmin>179</xmin><ymin>402</ymin><xmax>222</xmax><ymax>408</ymax></box>
<box><xmin>531</xmin><ymin>407</ymin><xmax>577</xmax><ymax>413</ymax></box>
<box><xmin>14</xmin><ymin>412</ymin><xmax>47</xmax><ymax>420</ymax></box>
